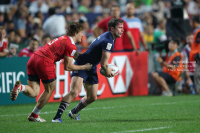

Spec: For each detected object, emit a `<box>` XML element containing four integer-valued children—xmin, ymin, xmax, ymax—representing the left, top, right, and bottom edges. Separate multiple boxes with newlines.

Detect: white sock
<box><xmin>21</xmin><ymin>85</ymin><xmax>25</xmax><ymax>92</ymax></box>
<box><xmin>32</xmin><ymin>106</ymin><xmax>41</xmax><ymax>115</ymax></box>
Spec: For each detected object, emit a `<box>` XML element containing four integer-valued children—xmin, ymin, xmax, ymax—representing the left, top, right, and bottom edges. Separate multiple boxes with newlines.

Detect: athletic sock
<box><xmin>21</xmin><ymin>85</ymin><xmax>25</xmax><ymax>92</ymax></box>
<box><xmin>32</xmin><ymin>106</ymin><xmax>41</xmax><ymax>115</ymax></box>
<box><xmin>71</xmin><ymin>98</ymin><xmax>88</xmax><ymax>114</ymax></box>
<box><xmin>54</xmin><ymin>101</ymin><xmax>70</xmax><ymax>119</ymax></box>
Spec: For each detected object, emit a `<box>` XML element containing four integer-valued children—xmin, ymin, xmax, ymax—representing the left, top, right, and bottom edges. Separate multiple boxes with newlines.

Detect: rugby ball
<box><xmin>100</xmin><ymin>64</ymin><xmax>119</xmax><ymax>77</ymax></box>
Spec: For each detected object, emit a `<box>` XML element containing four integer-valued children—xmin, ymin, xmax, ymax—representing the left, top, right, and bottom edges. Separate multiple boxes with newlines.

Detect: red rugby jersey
<box><xmin>35</xmin><ymin>35</ymin><xmax>76</xmax><ymax>62</ymax></box>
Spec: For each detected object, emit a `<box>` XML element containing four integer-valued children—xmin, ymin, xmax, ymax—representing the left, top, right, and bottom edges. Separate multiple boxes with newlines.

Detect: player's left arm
<box><xmin>100</xmin><ymin>50</ymin><xmax>114</xmax><ymax>77</ymax></box>
<box><xmin>64</xmin><ymin>55</ymin><xmax>92</xmax><ymax>71</ymax></box>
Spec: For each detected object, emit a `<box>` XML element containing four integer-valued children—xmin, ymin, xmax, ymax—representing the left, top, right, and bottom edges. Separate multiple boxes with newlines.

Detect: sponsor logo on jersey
<box><xmin>106</xmin><ymin>43</ymin><xmax>112</xmax><ymax>50</ymax></box>
<box><xmin>71</xmin><ymin>50</ymin><xmax>76</xmax><ymax>56</ymax></box>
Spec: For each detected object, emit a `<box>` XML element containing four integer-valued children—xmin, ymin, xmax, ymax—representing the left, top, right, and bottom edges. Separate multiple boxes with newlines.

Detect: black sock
<box><xmin>71</xmin><ymin>101</ymin><xmax>87</xmax><ymax>114</ymax></box>
<box><xmin>54</xmin><ymin>101</ymin><xmax>69</xmax><ymax>119</ymax></box>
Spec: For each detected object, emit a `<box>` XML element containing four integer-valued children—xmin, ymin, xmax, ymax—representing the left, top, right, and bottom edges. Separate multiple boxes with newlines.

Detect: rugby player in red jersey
<box><xmin>10</xmin><ymin>22</ymin><xmax>92</xmax><ymax>122</ymax></box>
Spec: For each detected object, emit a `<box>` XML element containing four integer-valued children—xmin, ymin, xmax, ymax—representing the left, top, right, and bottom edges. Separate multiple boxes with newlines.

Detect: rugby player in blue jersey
<box><xmin>52</xmin><ymin>18</ymin><xmax>124</xmax><ymax>122</ymax></box>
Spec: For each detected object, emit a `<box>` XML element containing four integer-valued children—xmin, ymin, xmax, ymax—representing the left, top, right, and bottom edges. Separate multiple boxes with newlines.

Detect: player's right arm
<box><xmin>64</xmin><ymin>55</ymin><xmax>92</xmax><ymax>71</ymax></box>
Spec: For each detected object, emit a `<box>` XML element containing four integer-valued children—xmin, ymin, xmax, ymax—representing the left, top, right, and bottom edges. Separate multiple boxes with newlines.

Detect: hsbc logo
<box><xmin>108</xmin><ymin>56</ymin><xmax>133</xmax><ymax>94</ymax></box>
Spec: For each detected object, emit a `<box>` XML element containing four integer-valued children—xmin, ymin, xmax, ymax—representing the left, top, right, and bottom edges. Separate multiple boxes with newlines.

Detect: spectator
<box><xmin>152</xmin><ymin>38</ymin><xmax>183</xmax><ymax>96</ymax></box>
<box><xmin>187</xmin><ymin>0</ymin><xmax>200</xmax><ymax>16</ymax></box>
<box><xmin>190</xmin><ymin>29</ymin><xmax>200</xmax><ymax>94</ymax></box>
<box><xmin>7</xmin><ymin>30</ymin><xmax>15</xmax><ymax>43</ymax></box>
<box><xmin>78</xmin><ymin>16</ymin><xmax>89</xmax><ymax>53</ymax></box>
<box><xmin>103</xmin><ymin>13</ymin><xmax>109</xmax><ymax>19</ymax></box>
<box><xmin>192</xmin><ymin>15</ymin><xmax>200</xmax><ymax>33</ymax></box>
<box><xmin>55</xmin><ymin>0</ymin><xmax>65</xmax><ymax>13</ymax></box>
<box><xmin>0</xmin><ymin>12</ymin><xmax>5</xmax><ymax>26</ymax></box>
<box><xmin>14</xmin><ymin>32</ymin><xmax>22</xmax><ymax>44</ymax></box>
<box><xmin>144</xmin><ymin>24</ymin><xmax>154</xmax><ymax>44</ymax></box>
<box><xmin>0</xmin><ymin>27</ymin><xmax>10</xmax><ymax>57</ymax></box>
<box><xmin>88</xmin><ymin>17</ymin><xmax>102</xmax><ymax>44</ymax></box>
<box><xmin>92</xmin><ymin>4</ymin><xmax>137</xmax><ymax>52</ymax></box>
<box><xmin>5</xmin><ymin>20</ymin><xmax>15</xmax><ymax>33</ymax></box>
<box><xmin>151</xmin><ymin>0</ymin><xmax>165</xmax><ymax>22</ymax></box>
<box><xmin>37</xmin><ymin>34</ymin><xmax>51</xmax><ymax>50</ymax></box>
<box><xmin>72</xmin><ymin>12</ymin><xmax>79</xmax><ymax>22</ymax></box>
<box><xmin>19</xmin><ymin>38</ymin><xmax>39</xmax><ymax>57</ymax></box>
<box><xmin>78</xmin><ymin>0</ymin><xmax>91</xmax><ymax>13</ymax></box>
<box><xmin>143</xmin><ymin>13</ymin><xmax>154</xmax><ymax>28</ymax></box>
<box><xmin>122</xmin><ymin>3</ymin><xmax>148</xmax><ymax>51</ymax></box>
<box><xmin>28</xmin><ymin>0</ymin><xmax>49</xmax><ymax>14</ymax></box>
<box><xmin>102</xmin><ymin>0</ymin><xmax>109</xmax><ymax>13</ymax></box>
<box><xmin>42</xmin><ymin>8</ymin><xmax>66</xmax><ymax>38</ymax></box>
<box><xmin>65</xmin><ymin>13</ymin><xmax>72</xmax><ymax>25</ymax></box>
<box><xmin>33</xmin><ymin>28</ymin><xmax>44</xmax><ymax>44</ymax></box>
<box><xmin>46</xmin><ymin>0</ymin><xmax>54</xmax><ymax>8</ymax></box>
<box><xmin>11</xmin><ymin>0</ymin><xmax>28</xmax><ymax>38</ymax></box>
<box><xmin>153</xmin><ymin>19</ymin><xmax>167</xmax><ymax>51</ymax></box>
<box><xmin>93</xmin><ymin>0</ymin><xmax>103</xmax><ymax>13</ymax></box>
<box><xmin>181</xmin><ymin>33</ymin><xmax>195</xmax><ymax>94</ymax></box>
<box><xmin>33</xmin><ymin>17</ymin><xmax>42</xmax><ymax>29</ymax></box>
<box><xmin>9</xmin><ymin>43</ymin><xmax>19</xmax><ymax>57</ymax></box>
<box><xmin>35</xmin><ymin>11</ymin><xmax>45</xmax><ymax>23</ymax></box>
<box><xmin>41</xmin><ymin>34</ymin><xmax>51</xmax><ymax>47</ymax></box>
<box><xmin>26</xmin><ymin>14</ymin><xmax>34</xmax><ymax>37</ymax></box>
<box><xmin>64</xmin><ymin>0</ymin><xmax>73</xmax><ymax>13</ymax></box>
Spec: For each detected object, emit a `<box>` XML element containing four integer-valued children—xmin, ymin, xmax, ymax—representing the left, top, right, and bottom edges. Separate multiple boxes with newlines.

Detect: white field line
<box><xmin>112</xmin><ymin>126</ymin><xmax>170</xmax><ymax>133</ymax></box>
<box><xmin>0</xmin><ymin>100</ymin><xmax>199</xmax><ymax>117</ymax></box>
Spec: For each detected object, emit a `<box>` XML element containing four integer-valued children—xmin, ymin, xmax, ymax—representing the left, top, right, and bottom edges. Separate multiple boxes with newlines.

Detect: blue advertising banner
<box><xmin>0</xmin><ymin>57</ymin><xmax>36</xmax><ymax>105</ymax></box>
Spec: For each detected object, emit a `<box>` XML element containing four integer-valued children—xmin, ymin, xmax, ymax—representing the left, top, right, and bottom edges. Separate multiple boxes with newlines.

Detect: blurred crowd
<box><xmin>0</xmin><ymin>0</ymin><xmax>200</xmax><ymax>95</ymax></box>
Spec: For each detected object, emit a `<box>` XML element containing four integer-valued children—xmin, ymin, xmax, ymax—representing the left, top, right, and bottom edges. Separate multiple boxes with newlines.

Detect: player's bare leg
<box><xmin>69</xmin><ymin>83</ymin><xmax>98</xmax><ymax>120</ymax></box>
<box><xmin>28</xmin><ymin>80</ymin><xmax>56</xmax><ymax>122</ymax></box>
<box><xmin>63</xmin><ymin>76</ymin><xmax>83</xmax><ymax>103</ymax></box>
<box><xmin>52</xmin><ymin>76</ymin><xmax>83</xmax><ymax>122</ymax></box>
<box><xmin>10</xmin><ymin>80</ymin><xmax>40</xmax><ymax>101</ymax></box>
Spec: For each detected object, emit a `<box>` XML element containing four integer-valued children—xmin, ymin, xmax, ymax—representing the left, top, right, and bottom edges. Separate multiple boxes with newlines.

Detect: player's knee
<box><xmin>32</xmin><ymin>87</ymin><xmax>40</xmax><ymax>97</ymax></box>
<box><xmin>70</xmin><ymin>89</ymin><xmax>80</xmax><ymax>98</ymax></box>
<box><xmin>45</xmin><ymin>86</ymin><xmax>54</xmax><ymax>93</ymax></box>
<box><xmin>152</xmin><ymin>72</ymin><xmax>158</xmax><ymax>78</ymax></box>
<box><xmin>32</xmin><ymin>91</ymin><xmax>39</xmax><ymax>97</ymax></box>
<box><xmin>88</xmin><ymin>95</ymin><xmax>97</xmax><ymax>102</ymax></box>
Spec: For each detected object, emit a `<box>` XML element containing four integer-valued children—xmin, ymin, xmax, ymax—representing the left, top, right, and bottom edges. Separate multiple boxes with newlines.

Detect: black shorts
<box><xmin>157</xmin><ymin>71</ymin><xmax>176</xmax><ymax>84</ymax></box>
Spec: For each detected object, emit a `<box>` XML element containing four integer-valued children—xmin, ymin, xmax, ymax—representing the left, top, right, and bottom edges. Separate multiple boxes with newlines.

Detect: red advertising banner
<box><xmin>36</xmin><ymin>52</ymin><xmax>148</xmax><ymax>102</ymax></box>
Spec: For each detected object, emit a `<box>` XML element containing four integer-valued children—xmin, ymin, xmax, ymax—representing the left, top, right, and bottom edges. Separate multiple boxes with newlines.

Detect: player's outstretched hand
<box><xmin>105</xmin><ymin>68</ymin><xmax>114</xmax><ymax>78</ymax></box>
<box><xmin>85</xmin><ymin>63</ymin><xmax>92</xmax><ymax>71</ymax></box>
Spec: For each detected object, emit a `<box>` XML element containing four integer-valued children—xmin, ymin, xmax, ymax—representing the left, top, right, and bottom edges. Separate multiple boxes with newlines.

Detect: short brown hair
<box><xmin>66</xmin><ymin>22</ymin><xmax>84</xmax><ymax>36</ymax></box>
<box><xmin>108</xmin><ymin>18</ymin><xmax>124</xmax><ymax>31</ymax></box>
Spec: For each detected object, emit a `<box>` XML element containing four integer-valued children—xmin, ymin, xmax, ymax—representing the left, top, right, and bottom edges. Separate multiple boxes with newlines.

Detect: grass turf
<box><xmin>0</xmin><ymin>95</ymin><xmax>200</xmax><ymax>133</ymax></box>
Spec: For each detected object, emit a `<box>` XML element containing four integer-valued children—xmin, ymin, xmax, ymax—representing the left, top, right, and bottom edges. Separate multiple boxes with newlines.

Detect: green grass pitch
<box><xmin>0</xmin><ymin>95</ymin><xmax>200</xmax><ymax>133</ymax></box>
